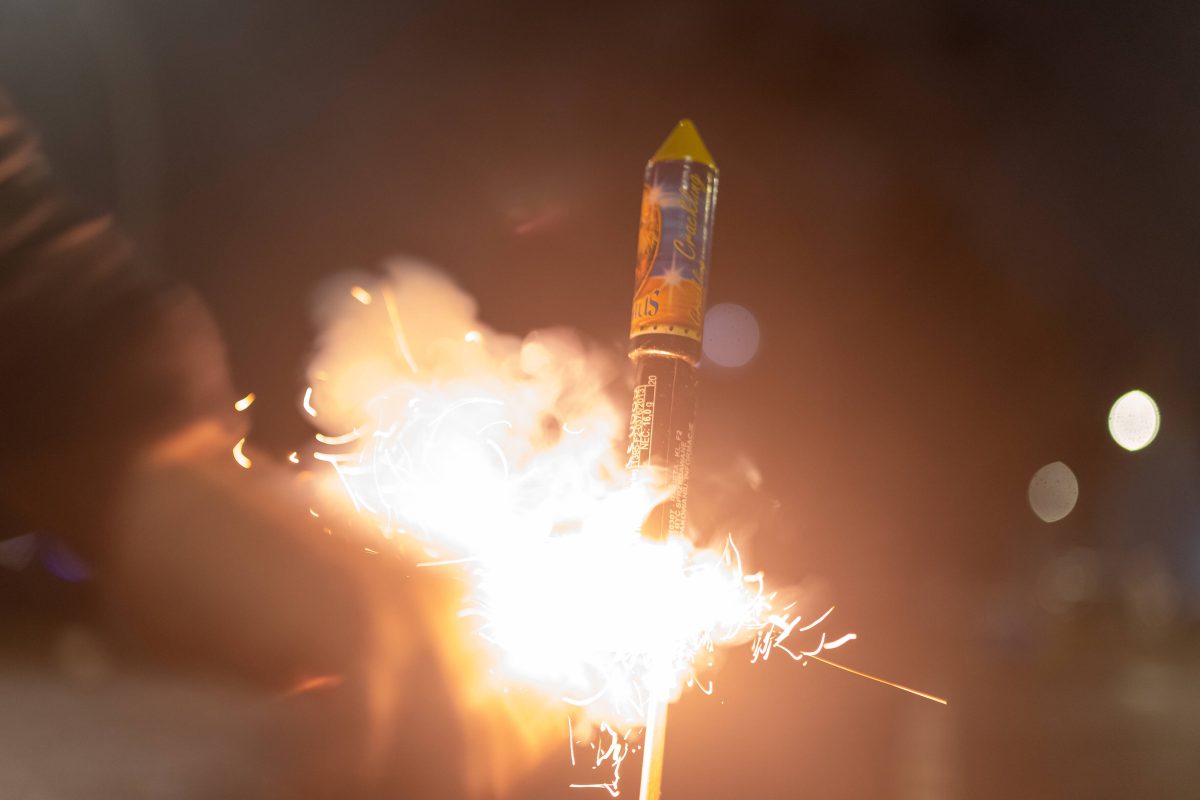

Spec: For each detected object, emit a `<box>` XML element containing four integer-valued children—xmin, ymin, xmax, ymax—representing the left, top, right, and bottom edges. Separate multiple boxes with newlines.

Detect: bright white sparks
<box><xmin>1108</xmin><ymin>389</ymin><xmax>1160</xmax><ymax>452</ymax></box>
<box><xmin>569</xmin><ymin>723</ymin><xmax>631</xmax><ymax>797</ymax></box>
<box><xmin>315</xmin><ymin>429</ymin><xmax>362</xmax><ymax>445</ymax></box>
<box><xmin>322</xmin><ymin>390</ymin><xmax>791</xmax><ymax>720</ymax></box>
<box><xmin>304</xmin><ymin>267</ymin><xmax>859</xmax><ymax>794</ymax></box>
<box><xmin>309</xmin><ymin>270</ymin><xmax>854</xmax><ymax>724</ymax></box>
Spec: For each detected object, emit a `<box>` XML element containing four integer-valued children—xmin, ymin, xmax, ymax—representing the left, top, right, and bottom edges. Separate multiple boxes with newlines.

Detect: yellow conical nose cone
<box><xmin>650</xmin><ymin>119</ymin><xmax>717</xmax><ymax>168</ymax></box>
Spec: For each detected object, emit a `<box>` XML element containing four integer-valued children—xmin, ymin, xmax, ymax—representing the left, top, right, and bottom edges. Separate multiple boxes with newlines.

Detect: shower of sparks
<box><xmin>313</xmin><ymin>382</ymin><xmax>845</xmax><ymax>725</ymax></box>
<box><xmin>287</xmin><ymin>451</ymin><xmax>300</xmax><ymax>464</ymax></box>
<box><xmin>350</xmin><ymin>286</ymin><xmax>373</xmax><ymax>305</ymax></box>
<box><xmin>234</xmin><ymin>391</ymin><xmax>256</xmax><ymax>411</ymax></box>
<box><xmin>301</xmin><ymin>268</ymin><xmax>939</xmax><ymax>798</ymax></box>
<box><xmin>569</xmin><ymin>722</ymin><xmax>632</xmax><ymax>797</ymax></box>
<box><xmin>302</xmin><ymin>386</ymin><xmax>318</xmax><ymax>417</ymax></box>
<box><xmin>232</xmin><ymin>437</ymin><xmax>251</xmax><ymax>469</ymax></box>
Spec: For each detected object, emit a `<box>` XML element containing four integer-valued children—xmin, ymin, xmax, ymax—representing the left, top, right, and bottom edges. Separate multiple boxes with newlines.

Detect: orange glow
<box><xmin>282</xmin><ymin>674</ymin><xmax>344</xmax><ymax>697</ymax></box>
<box><xmin>302</xmin><ymin>268</ymin><xmax>878</xmax><ymax>796</ymax></box>
<box><xmin>234</xmin><ymin>391</ymin><xmax>256</xmax><ymax>411</ymax></box>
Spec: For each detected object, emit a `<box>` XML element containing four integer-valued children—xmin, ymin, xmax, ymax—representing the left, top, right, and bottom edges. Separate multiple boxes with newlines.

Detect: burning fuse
<box><xmin>626</xmin><ymin>119</ymin><xmax>719</xmax><ymax>543</ymax></box>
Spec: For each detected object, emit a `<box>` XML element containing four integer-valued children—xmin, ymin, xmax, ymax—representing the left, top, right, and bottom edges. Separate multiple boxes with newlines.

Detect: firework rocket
<box><xmin>626</xmin><ymin>120</ymin><xmax>718</xmax><ymax>800</ymax></box>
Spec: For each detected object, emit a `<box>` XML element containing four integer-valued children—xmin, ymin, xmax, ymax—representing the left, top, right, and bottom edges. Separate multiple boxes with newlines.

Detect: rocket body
<box><xmin>626</xmin><ymin>354</ymin><xmax>700</xmax><ymax>540</ymax></box>
<box><xmin>626</xmin><ymin>120</ymin><xmax>718</xmax><ymax>541</ymax></box>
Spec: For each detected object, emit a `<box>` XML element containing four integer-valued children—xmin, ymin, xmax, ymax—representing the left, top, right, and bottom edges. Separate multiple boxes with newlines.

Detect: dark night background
<box><xmin>3</xmin><ymin>1</ymin><xmax>1200</xmax><ymax>798</ymax></box>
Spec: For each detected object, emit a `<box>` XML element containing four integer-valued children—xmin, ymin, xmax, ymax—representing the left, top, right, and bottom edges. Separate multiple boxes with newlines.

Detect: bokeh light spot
<box><xmin>1037</xmin><ymin>547</ymin><xmax>1100</xmax><ymax>614</ymax></box>
<box><xmin>39</xmin><ymin>537</ymin><xmax>92</xmax><ymax>582</ymax></box>
<box><xmin>702</xmin><ymin>303</ymin><xmax>760</xmax><ymax>367</ymax></box>
<box><xmin>1108</xmin><ymin>389</ymin><xmax>1160</xmax><ymax>451</ymax></box>
<box><xmin>1028</xmin><ymin>461</ymin><xmax>1078</xmax><ymax>523</ymax></box>
<box><xmin>0</xmin><ymin>533</ymin><xmax>38</xmax><ymax>571</ymax></box>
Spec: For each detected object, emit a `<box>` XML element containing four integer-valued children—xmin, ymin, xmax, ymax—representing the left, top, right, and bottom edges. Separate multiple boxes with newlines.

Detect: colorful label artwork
<box><xmin>630</xmin><ymin>159</ymin><xmax>718</xmax><ymax>344</ymax></box>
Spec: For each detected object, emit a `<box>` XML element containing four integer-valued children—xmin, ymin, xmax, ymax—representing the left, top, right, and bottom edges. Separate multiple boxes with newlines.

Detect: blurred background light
<box><xmin>1108</xmin><ymin>389</ymin><xmax>1160</xmax><ymax>451</ymax></box>
<box><xmin>55</xmin><ymin>626</ymin><xmax>113</xmax><ymax>687</ymax></box>
<box><xmin>702</xmin><ymin>303</ymin><xmax>760</xmax><ymax>368</ymax></box>
<box><xmin>1028</xmin><ymin>461</ymin><xmax>1078</xmax><ymax>523</ymax></box>
<box><xmin>1037</xmin><ymin>547</ymin><xmax>1101</xmax><ymax>614</ymax></box>
<box><xmin>0</xmin><ymin>534</ymin><xmax>38</xmax><ymax>571</ymax></box>
<box><xmin>39</xmin><ymin>537</ymin><xmax>92</xmax><ymax>582</ymax></box>
<box><xmin>1122</xmin><ymin>549</ymin><xmax>1180</xmax><ymax>633</ymax></box>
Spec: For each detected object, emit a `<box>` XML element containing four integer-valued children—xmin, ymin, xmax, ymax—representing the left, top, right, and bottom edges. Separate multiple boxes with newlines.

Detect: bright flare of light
<box><xmin>319</xmin><ymin>381</ymin><xmax>826</xmax><ymax>723</ymax></box>
<box><xmin>1028</xmin><ymin>461</ymin><xmax>1077</xmax><ymax>523</ymax></box>
<box><xmin>234</xmin><ymin>391</ymin><xmax>256</xmax><ymax>411</ymax></box>
<box><xmin>305</xmin><ymin>267</ymin><xmax>857</xmax><ymax>792</ymax></box>
<box><xmin>1108</xmin><ymin>389</ymin><xmax>1160</xmax><ymax>451</ymax></box>
<box><xmin>351</xmin><ymin>286</ymin><xmax>374</xmax><ymax>305</ymax></box>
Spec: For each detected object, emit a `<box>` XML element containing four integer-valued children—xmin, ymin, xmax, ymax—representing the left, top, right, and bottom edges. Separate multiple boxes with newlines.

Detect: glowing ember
<box><xmin>232</xmin><ymin>437</ymin><xmax>252</xmax><ymax>469</ymax></box>
<box><xmin>234</xmin><ymin>391</ymin><xmax>256</xmax><ymax>411</ymax></box>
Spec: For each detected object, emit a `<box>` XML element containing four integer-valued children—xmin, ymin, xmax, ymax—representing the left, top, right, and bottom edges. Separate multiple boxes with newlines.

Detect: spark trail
<box><xmin>301</xmin><ymin>266</ymin><xmax>942</xmax><ymax>796</ymax></box>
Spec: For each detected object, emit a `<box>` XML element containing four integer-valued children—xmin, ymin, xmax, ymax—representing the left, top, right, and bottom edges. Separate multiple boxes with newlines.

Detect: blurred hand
<box><xmin>108</xmin><ymin>420</ymin><xmax>561</xmax><ymax>799</ymax></box>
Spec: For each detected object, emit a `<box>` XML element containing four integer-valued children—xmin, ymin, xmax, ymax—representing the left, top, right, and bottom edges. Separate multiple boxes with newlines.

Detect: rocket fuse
<box><xmin>626</xmin><ymin>119</ymin><xmax>718</xmax><ymax>542</ymax></box>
